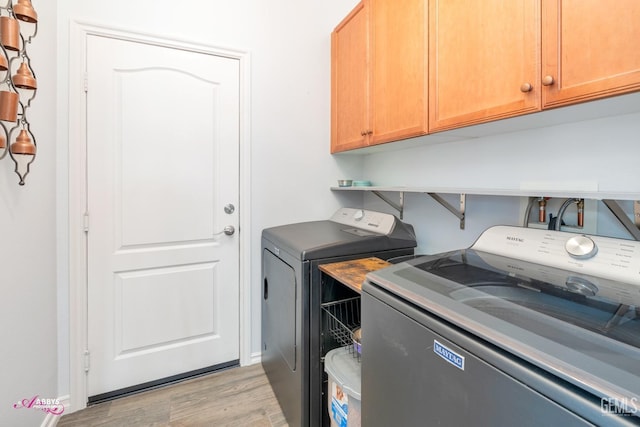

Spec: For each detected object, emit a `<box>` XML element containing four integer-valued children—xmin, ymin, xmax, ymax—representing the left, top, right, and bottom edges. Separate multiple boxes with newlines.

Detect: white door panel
<box><xmin>118</xmin><ymin>68</ymin><xmax>218</xmax><ymax>246</ymax></box>
<box><xmin>86</xmin><ymin>35</ymin><xmax>240</xmax><ymax>397</ymax></box>
<box><xmin>116</xmin><ymin>263</ymin><xmax>216</xmax><ymax>349</ymax></box>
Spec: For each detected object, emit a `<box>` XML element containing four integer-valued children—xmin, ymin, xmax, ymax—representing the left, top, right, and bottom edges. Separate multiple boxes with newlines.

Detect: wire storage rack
<box><xmin>321</xmin><ymin>296</ymin><xmax>361</xmax><ymax>360</ymax></box>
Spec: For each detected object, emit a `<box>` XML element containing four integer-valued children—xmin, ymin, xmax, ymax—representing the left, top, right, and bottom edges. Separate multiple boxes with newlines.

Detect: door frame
<box><xmin>67</xmin><ymin>20</ymin><xmax>252</xmax><ymax>412</ymax></box>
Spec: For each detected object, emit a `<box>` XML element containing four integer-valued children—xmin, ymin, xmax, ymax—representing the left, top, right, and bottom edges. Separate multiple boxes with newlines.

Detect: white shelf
<box><xmin>330</xmin><ymin>186</ymin><xmax>640</xmax><ymax>201</ymax></box>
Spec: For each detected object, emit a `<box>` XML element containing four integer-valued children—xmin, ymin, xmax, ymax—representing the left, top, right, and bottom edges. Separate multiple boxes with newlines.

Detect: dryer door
<box><xmin>262</xmin><ymin>249</ymin><xmax>297</xmax><ymax>370</ymax></box>
<box><xmin>262</xmin><ymin>247</ymin><xmax>303</xmax><ymax>426</ymax></box>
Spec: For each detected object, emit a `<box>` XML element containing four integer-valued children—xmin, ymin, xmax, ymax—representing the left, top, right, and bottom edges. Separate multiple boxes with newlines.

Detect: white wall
<box><xmin>357</xmin><ymin>111</ymin><xmax>640</xmax><ymax>254</ymax></box>
<box><xmin>0</xmin><ymin>1</ymin><xmax>58</xmax><ymax>426</ymax></box>
<box><xmin>363</xmin><ymin>111</ymin><xmax>640</xmax><ymax>194</ymax></box>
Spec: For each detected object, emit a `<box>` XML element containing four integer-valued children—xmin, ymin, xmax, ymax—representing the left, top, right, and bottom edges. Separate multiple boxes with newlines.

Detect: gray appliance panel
<box><xmin>362</xmin><ymin>288</ymin><xmax>637</xmax><ymax>427</ymax></box>
<box><xmin>262</xmin><ymin>220</ymin><xmax>415</xmax><ymax>260</ymax></box>
<box><xmin>263</xmin><ymin>249</ymin><xmax>297</xmax><ymax>371</ymax></box>
<box><xmin>262</xmin><ymin>246</ymin><xmax>306</xmax><ymax>426</ymax></box>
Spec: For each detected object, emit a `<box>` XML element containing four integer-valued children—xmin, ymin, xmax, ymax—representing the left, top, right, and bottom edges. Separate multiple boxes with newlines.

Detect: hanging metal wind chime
<box><xmin>0</xmin><ymin>0</ymin><xmax>37</xmax><ymax>185</ymax></box>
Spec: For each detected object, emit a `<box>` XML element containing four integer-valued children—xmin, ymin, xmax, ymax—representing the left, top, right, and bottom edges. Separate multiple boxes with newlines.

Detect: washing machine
<box><xmin>363</xmin><ymin>225</ymin><xmax>640</xmax><ymax>426</ymax></box>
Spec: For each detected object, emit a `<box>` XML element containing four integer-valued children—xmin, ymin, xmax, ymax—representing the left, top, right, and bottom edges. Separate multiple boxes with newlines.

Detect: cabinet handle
<box><xmin>366</xmin><ymin>130</ymin><xmax>373</xmax><ymax>135</ymax></box>
<box><xmin>542</xmin><ymin>75</ymin><xmax>555</xmax><ymax>86</ymax></box>
<box><xmin>360</xmin><ymin>131</ymin><xmax>366</xmax><ymax>136</ymax></box>
<box><xmin>520</xmin><ymin>83</ymin><xmax>533</xmax><ymax>93</ymax></box>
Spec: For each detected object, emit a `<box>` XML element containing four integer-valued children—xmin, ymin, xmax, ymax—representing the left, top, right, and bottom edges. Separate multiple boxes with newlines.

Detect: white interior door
<box><xmin>86</xmin><ymin>34</ymin><xmax>240</xmax><ymax>397</ymax></box>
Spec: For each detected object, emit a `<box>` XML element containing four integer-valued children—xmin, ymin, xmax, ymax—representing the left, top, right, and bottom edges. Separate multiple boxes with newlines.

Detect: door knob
<box><xmin>224</xmin><ymin>204</ymin><xmax>235</xmax><ymax>214</ymax></box>
<box><xmin>214</xmin><ymin>225</ymin><xmax>235</xmax><ymax>236</ymax></box>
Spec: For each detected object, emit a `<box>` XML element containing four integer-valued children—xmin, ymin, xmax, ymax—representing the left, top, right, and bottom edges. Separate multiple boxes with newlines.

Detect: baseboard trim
<box><xmin>40</xmin><ymin>395</ymin><xmax>70</xmax><ymax>427</ymax></box>
<box><xmin>249</xmin><ymin>351</ymin><xmax>261</xmax><ymax>365</ymax></box>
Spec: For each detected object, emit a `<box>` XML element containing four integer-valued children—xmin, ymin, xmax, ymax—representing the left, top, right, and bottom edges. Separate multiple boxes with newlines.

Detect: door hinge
<box><xmin>83</xmin><ymin>350</ymin><xmax>90</xmax><ymax>372</ymax></box>
<box><xmin>83</xmin><ymin>212</ymin><xmax>89</xmax><ymax>232</ymax></box>
<box><xmin>84</xmin><ymin>72</ymin><xmax>88</xmax><ymax>93</ymax></box>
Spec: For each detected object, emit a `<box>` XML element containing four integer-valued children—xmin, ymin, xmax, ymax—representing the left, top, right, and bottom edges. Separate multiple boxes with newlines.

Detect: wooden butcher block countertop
<box><xmin>319</xmin><ymin>257</ymin><xmax>392</xmax><ymax>294</ymax></box>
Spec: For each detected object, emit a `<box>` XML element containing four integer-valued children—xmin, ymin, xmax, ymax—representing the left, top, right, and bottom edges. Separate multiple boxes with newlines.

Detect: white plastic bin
<box><xmin>324</xmin><ymin>347</ymin><xmax>361</xmax><ymax>427</ymax></box>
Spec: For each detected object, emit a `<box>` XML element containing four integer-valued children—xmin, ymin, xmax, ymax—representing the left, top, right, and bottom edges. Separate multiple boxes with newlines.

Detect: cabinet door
<box><xmin>369</xmin><ymin>0</ymin><xmax>428</xmax><ymax>145</ymax></box>
<box><xmin>542</xmin><ymin>0</ymin><xmax>640</xmax><ymax>108</ymax></box>
<box><xmin>331</xmin><ymin>2</ymin><xmax>369</xmax><ymax>153</ymax></box>
<box><xmin>429</xmin><ymin>0</ymin><xmax>541</xmax><ymax>132</ymax></box>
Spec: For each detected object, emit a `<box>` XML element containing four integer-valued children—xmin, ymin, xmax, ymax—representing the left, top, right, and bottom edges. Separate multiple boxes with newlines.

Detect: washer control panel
<box><xmin>330</xmin><ymin>208</ymin><xmax>397</xmax><ymax>235</ymax></box>
<box><xmin>472</xmin><ymin>225</ymin><xmax>640</xmax><ymax>286</ymax></box>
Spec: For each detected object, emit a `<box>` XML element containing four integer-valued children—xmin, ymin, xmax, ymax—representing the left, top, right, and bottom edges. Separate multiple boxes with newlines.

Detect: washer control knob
<box><xmin>353</xmin><ymin>209</ymin><xmax>365</xmax><ymax>221</ymax></box>
<box><xmin>565</xmin><ymin>235</ymin><xmax>598</xmax><ymax>259</ymax></box>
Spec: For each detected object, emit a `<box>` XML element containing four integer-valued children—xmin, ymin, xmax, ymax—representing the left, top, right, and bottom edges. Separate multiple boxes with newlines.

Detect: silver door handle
<box><xmin>214</xmin><ymin>225</ymin><xmax>235</xmax><ymax>236</ymax></box>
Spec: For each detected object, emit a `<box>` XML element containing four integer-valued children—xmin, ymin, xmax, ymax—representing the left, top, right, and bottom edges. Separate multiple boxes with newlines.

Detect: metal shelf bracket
<box><xmin>371</xmin><ymin>190</ymin><xmax>405</xmax><ymax>219</ymax></box>
<box><xmin>602</xmin><ymin>199</ymin><xmax>640</xmax><ymax>241</ymax></box>
<box><xmin>369</xmin><ymin>190</ymin><xmax>466</xmax><ymax>227</ymax></box>
<box><xmin>426</xmin><ymin>193</ymin><xmax>466</xmax><ymax>229</ymax></box>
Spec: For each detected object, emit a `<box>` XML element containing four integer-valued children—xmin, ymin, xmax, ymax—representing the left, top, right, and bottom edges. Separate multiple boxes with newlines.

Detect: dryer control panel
<box><xmin>330</xmin><ymin>208</ymin><xmax>397</xmax><ymax>235</ymax></box>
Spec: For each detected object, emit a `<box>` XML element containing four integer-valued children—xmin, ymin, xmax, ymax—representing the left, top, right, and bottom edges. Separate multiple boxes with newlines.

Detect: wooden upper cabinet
<box><xmin>369</xmin><ymin>0</ymin><xmax>428</xmax><ymax>146</ymax></box>
<box><xmin>333</xmin><ymin>0</ymin><xmax>640</xmax><ymax>152</ymax></box>
<box><xmin>331</xmin><ymin>2</ymin><xmax>369</xmax><ymax>153</ymax></box>
<box><xmin>429</xmin><ymin>0</ymin><xmax>541</xmax><ymax>133</ymax></box>
<box><xmin>542</xmin><ymin>0</ymin><xmax>640</xmax><ymax>109</ymax></box>
<box><xmin>331</xmin><ymin>0</ymin><xmax>428</xmax><ymax>153</ymax></box>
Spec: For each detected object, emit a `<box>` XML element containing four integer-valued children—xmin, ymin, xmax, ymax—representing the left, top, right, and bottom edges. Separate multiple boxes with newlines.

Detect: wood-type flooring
<box><xmin>57</xmin><ymin>364</ymin><xmax>288</xmax><ymax>427</ymax></box>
